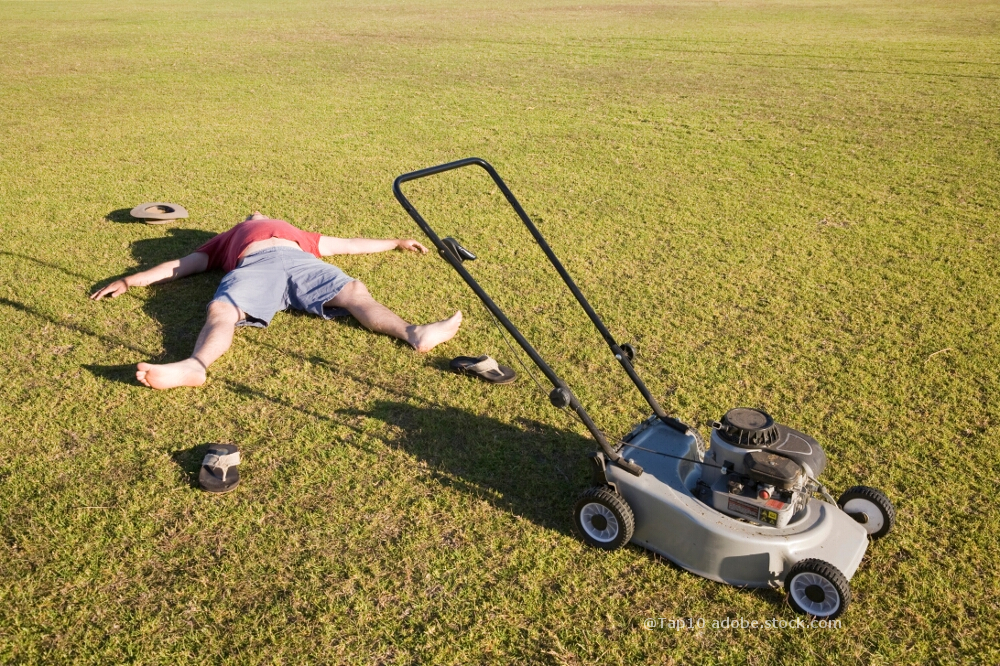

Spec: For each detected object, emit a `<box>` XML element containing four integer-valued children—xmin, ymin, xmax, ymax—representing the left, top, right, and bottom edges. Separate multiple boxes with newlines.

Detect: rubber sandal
<box><xmin>449</xmin><ymin>355</ymin><xmax>516</xmax><ymax>384</ymax></box>
<box><xmin>199</xmin><ymin>443</ymin><xmax>241</xmax><ymax>494</ymax></box>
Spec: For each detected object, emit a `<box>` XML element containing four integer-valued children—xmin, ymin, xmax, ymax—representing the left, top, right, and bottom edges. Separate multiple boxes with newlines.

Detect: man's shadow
<box><xmin>85</xmin><ymin>228</ymin><xmax>217</xmax><ymax>383</ymax></box>
<box><xmin>127</xmin><ymin>228</ymin><xmax>219</xmax><ymax>361</ymax></box>
<box><xmin>345</xmin><ymin>399</ymin><xmax>594</xmax><ymax>534</ymax></box>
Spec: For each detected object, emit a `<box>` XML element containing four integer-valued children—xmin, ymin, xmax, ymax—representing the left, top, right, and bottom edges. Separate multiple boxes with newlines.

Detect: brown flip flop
<box><xmin>450</xmin><ymin>355</ymin><xmax>516</xmax><ymax>384</ymax></box>
<box><xmin>199</xmin><ymin>443</ymin><xmax>241</xmax><ymax>494</ymax></box>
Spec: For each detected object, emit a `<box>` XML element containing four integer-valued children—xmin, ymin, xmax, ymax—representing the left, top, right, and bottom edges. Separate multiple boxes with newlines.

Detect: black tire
<box><xmin>573</xmin><ymin>487</ymin><xmax>635</xmax><ymax>551</ymax></box>
<box><xmin>785</xmin><ymin>559</ymin><xmax>851</xmax><ymax>619</ymax></box>
<box><xmin>838</xmin><ymin>485</ymin><xmax>895</xmax><ymax>539</ymax></box>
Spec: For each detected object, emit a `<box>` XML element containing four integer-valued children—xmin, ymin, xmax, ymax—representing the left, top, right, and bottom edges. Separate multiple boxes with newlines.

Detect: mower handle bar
<box><xmin>393</xmin><ymin>158</ymin><xmax>688</xmax><ymax>475</ymax></box>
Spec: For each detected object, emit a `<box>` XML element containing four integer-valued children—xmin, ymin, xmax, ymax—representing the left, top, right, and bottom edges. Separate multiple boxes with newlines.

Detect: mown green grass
<box><xmin>1</xmin><ymin>0</ymin><xmax>998</xmax><ymax>663</ymax></box>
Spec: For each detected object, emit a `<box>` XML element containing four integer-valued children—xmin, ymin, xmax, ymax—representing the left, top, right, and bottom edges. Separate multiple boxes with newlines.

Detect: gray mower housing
<box><xmin>603</xmin><ymin>416</ymin><xmax>869</xmax><ymax>587</ymax></box>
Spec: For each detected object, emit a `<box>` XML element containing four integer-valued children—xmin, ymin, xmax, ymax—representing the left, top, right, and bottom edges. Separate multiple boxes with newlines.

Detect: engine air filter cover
<box><xmin>717</xmin><ymin>408</ymin><xmax>780</xmax><ymax>448</ymax></box>
<box><xmin>744</xmin><ymin>451</ymin><xmax>802</xmax><ymax>490</ymax></box>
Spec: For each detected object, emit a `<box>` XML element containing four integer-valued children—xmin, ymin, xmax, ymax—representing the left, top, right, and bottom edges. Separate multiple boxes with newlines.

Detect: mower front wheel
<box><xmin>838</xmin><ymin>486</ymin><xmax>895</xmax><ymax>539</ymax></box>
<box><xmin>573</xmin><ymin>487</ymin><xmax>635</xmax><ymax>551</ymax></box>
<box><xmin>785</xmin><ymin>559</ymin><xmax>851</xmax><ymax>620</ymax></box>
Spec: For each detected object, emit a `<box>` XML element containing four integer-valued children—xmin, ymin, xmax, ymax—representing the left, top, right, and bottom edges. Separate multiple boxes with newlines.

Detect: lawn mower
<box><xmin>393</xmin><ymin>157</ymin><xmax>895</xmax><ymax>619</ymax></box>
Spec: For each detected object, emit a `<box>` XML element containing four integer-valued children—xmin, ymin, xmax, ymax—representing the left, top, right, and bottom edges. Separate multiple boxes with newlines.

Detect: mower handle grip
<box><xmin>392</xmin><ymin>158</ymin><xmax>502</xmax><ymax>242</ymax></box>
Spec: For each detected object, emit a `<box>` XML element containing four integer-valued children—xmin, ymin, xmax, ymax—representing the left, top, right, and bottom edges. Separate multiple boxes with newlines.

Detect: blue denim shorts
<box><xmin>211</xmin><ymin>246</ymin><xmax>355</xmax><ymax>327</ymax></box>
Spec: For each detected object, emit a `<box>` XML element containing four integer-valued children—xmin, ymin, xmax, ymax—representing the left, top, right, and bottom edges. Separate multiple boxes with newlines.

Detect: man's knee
<box><xmin>207</xmin><ymin>299</ymin><xmax>243</xmax><ymax>322</ymax></box>
<box><xmin>337</xmin><ymin>280</ymin><xmax>370</xmax><ymax>302</ymax></box>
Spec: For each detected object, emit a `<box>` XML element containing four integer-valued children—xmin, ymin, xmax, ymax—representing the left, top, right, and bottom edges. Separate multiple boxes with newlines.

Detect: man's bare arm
<box><xmin>90</xmin><ymin>252</ymin><xmax>210</xmax><ymax>300</ymax></box>
<box><xmin>318</xmin><ymin>237</ymin><xmax>428</xmax><ymax>257</ymax></box>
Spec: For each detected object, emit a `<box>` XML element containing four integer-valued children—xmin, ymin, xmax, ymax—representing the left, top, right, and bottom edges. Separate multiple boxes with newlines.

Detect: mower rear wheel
<box><xmin>838</xmin><ymin>486</ymin><xmax>895</xmax><ymax>539</ymax></box>
<box><xmin>785</xmin><ymin>559</ymin><xmax>851</xmax><ymax>620</ymax></box>
<box><xmin>573</xmin><ymin>487</ymin><xmax>634</xmax><ymax>551</ymax></box>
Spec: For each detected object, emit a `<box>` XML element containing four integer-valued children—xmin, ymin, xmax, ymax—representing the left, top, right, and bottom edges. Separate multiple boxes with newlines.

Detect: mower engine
<box><xmin>697</xmin><ymin>408</ymin><xmax>827</xmax><ymax>529</ymax></box>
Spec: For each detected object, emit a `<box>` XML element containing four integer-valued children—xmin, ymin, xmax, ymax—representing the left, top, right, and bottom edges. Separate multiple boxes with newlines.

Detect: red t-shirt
<box><xmin>195</xmin><ymin>219</ymin><xmax>322</xmax><ymax>273</ymax></box>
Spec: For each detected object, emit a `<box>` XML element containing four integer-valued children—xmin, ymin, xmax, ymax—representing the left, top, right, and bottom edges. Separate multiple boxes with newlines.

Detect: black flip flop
<box><xmin>450</xmin><ymin>355</ymin><xmax>516</xmax><ymax>384</ymax></box>
<box><xmin>199</xmin><ymin>443</ymin><xmax>241</xmax><ymax>494</ymax></box>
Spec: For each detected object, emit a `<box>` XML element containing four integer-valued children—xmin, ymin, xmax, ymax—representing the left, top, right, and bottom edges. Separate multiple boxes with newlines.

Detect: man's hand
<box><xmin>90</xmin><ymin>279</ymin><xmax>129</xmax><ymax>300</ymax></box>
<box><xmin>396</xmin><ymin>239</ymin><xmax>428</xmax><ymax>254</ymax></box>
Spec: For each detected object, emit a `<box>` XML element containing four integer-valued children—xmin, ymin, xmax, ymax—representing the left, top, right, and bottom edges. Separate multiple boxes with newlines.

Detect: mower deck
<box><xmin>607</xmin><ymin>417</ymin><xmax>870</xmax><ymax>588</ymax></box>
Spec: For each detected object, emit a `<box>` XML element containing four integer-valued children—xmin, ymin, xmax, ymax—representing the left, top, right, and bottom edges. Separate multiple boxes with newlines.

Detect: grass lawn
<box><xmin>1</xmin><ymin>0</ymin><xmax>999</xmax><ymax>662</ymax></box>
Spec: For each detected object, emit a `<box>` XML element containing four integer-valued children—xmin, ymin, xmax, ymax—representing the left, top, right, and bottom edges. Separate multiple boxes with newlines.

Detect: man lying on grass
<box><xmin>90</xmin><ymin>212</ymin><xmax>463</xmax><ymax>389</ymax></box>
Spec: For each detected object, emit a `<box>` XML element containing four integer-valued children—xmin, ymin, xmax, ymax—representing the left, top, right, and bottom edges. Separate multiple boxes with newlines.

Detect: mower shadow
<box><xmin>346</xmin><ymin>399</ymin><xmax>593</xmax><ymax>535</ymax></box>
<box><xmin>233</xmin><ymin>339</ymin><xmax>593</xmax><ymax>536</ymax></box>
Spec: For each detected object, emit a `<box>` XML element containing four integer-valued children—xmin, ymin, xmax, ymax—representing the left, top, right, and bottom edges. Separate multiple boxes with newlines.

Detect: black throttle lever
<box><xmin>441</xmin><ymin>237</ymin><xmax>477</xmax><ymax>263</ymax></box>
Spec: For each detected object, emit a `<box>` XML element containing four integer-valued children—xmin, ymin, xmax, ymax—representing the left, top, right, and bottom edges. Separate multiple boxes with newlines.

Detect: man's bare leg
<box><xmin>135</xmin><ymin>211</ymin><xmax>262</xmax><ymax>388</ymax></box>
<box><xmin>136</xmin><ymin>300</ymin><xmax>243</xmax><ymax>389</ymax></box>
<box><xmin>328</xmin><ymin>281</ymin><xmax>461</xmax><ymax>353</ymax></box>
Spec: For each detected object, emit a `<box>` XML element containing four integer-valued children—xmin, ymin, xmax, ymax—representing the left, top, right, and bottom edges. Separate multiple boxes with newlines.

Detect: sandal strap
<box><xmin>466</xmin><ymin>356</ymin><xmax>500</xmax><ymax>374</ymax></box>
<box><xmin>203</xmin><ymin>450</ymin><xmax>241</xmax><ymax>483</ymax></box>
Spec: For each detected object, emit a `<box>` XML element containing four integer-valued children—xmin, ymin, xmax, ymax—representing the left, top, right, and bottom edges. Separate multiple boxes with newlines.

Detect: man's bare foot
<box><xmin>245</xmin><ymin>211</ymin><xmax>267</xmax><ymax>221</ymax></box>
<box><xmin>407</xmin><ymin>311</ymin><xmax>463</xmax><ymax>353</ymax></box>
<box><xmin>136</xmin><ymin>359</ymin><xmax>207</xmax><ymax>390</ymax></box>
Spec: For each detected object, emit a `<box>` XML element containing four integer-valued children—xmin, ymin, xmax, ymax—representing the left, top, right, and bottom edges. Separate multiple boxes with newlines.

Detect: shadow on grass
<box><xmin>217</xmin><ymin>342</ymin><xmax>790</xmax><ymax>610</ymax></box>
<box><xmin>82</xmin><ymin>363</ymin><xmax>140</xmax><ymax>385</ymax></box>
<box><xmin>222</xmin><ymin>378</ymin><xmax>339</xmax><ymax>423</ymax></box>
<box><xmin>212</xmin><ymin>342</ymin><xmax>588</xmax><ymax>533</ymax></box>
<box><xmin>60</xmin><ymin>228</ymin><xmax>220</xmax><ymax>365</ymax></box>
<box><xmin>170</xmin><ymin>443</ymin><xmax>215</xmax><ymax>488</ymax></box>
<box><xmin>129</xmin><ymin>227</ymin><xmax>214</xmax><ymax>266</ymax></box>
<box><xmin>0</xmin><ymin>296</ymin><xmax>155</xmax><ymax>356</ymax></box>
<box><xmin>129</xmin><ymin>228</ymin><xmax>219</xmax><ymax>361</ymax></box>
<box><xmin>425</xmin><ymin>356</ymin><xmax>454</xmax><ymax>373</ymax></box>
<box><xmin>342</xmin><ymin>399</ymin><xmax>592</xmax><ymax>534</ymax></box>
<box><xmin>0</xmin><ymin>250</ymin><xmax>97</xmax><ymax>283</ymax></box>
<box><xmin>105</xmin><ymin>208</ymin><xmax>141</xmax><ymax>223</ymax></box>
